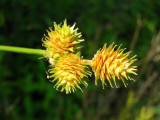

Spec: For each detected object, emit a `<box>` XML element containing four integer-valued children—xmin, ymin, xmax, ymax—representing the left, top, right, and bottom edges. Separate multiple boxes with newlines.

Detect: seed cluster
<box><xmin>42</xmin><ymin>20</ymin><xmax>137</xmax><ymax>94</ymax></box>
<box><xmin>49</xmin><ymin>53</ymin><xmax>91</xmax><ymax>94</ymax></box>
<box><xmin>92</xmin><ymin>43</ymin><xmax>137</xmax><ymax>88</ymax></box>
<box><xmin>43</xmin><ymin>20</ymin><xmax>83</xmax><ymax>59</ymax></box>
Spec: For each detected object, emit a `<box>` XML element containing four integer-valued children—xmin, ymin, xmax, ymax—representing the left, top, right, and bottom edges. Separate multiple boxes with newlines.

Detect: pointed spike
<box><xmin>108</xmin><ymin>42</ymin><xmax>115</xmax><ymax>50</ymax></box>
<box><xmin>112</xmin><ymin>75</ymin><xmax>118</xmax><ymax>88</ymax></box>
<box><xmin>54</xmin><ymin>80</ymin><xmax>61</xmax><ymax>88</ymax></box>
<box><xmin>63</xmin><ymin>19</ymin><xmax>67</xmax><ymax>26</ymax></box>
<box><xmin>121</xmin><ymin>78</ymin><xmax>127</xmax><ymax>87</ymax></box>
<box><xmin>121</xmin><ymin>71</ymin><xmax>128</xmax><ymax>80</ymax></box>
<box><xmin>127</xmin><ymin>69</ymin><xmax>138</xmax><ymax>75</ymax></box>
<box><xmin>130</xmin><ymin>55</ymin><xmax>137</xmax><ymax>60</ymax></box>
<box><xmin>120</xmin><ymin>48</ymin><xmax>126</xmax><ymax>55</ymax></box>
<box><xmin>106</xmin><ymin>74</ymin><xmax>113</xmax><ymax>88</ymax></box>
<box><xmin>75</xmin><ymin>83</ymin><xmax>82</xmax><ymax>92</ymax></box>
<box><xmin>108</xmin><ymin>79</ymin><xmax>113</xmax><ymax>88</ymax></box>
<box><xmin>61</xmin><ymin>86</ymin><xmax>65</xmax><ymax>92</ymax></box>
<box><xmin>79</xmin><ymin>39</ymin><xmax>84</xmax><ymax>42</ymax></box>
<box><xmin>117</xmin><ymin>44</ymin><xmax>122</xmax><ymax>51</ymax></box>
<box><xmin>113</xmin><ymin>45</ymin><xmax>117</xmax><ymax>51</ymax></box>
<box><xmin>71</xmin><ymin>23</ymin><xmax>76</xmax><ymax>30</ymax></box>
<box><xmin>103</xmin><ymin>43</ymin><xmax>107</xmax><ymax>49</ymax></box>
<box><xmin>56</xmin><ymin>82</ymin><xmax>64</xmax><ymax>89</ymax></box>
<box><xmin>123</xmin><ymin>51</ymin><xmax>132</xmax><ymax>58</ymax></box>
<box><xmin>130</xmin><ymin>59</ymin><xmax>137</xmax><ymax>63</ymax></box>
<box><xmin>95</xmin><ymin>77</ymin><xmax>98</xmax><ymax>86</ymax></box>
<box><xmin>54</xmin><ymin>22</ymin><xmax>58</xmax><ymax>29</ymax></box>
<box><xmin>132</xmin><ymin>66</ymin><xmax>137</xmax><ymax>68</ymax></box>
<box><xmin>68</xmin><ymin>47</ymin><xmax>74</xmax><ymax>52</ymax></box>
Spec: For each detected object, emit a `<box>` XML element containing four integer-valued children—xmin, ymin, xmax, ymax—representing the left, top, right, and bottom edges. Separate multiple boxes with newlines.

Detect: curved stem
<box><xmin>0</xmin><ymin>45</ymin><xmax>44</xmax><ymax>55</ymax></box>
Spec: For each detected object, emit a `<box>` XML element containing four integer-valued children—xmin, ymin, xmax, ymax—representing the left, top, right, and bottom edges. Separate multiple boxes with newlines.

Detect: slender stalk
<box><xmin>83</xmin><ymin>59</ymin><xmax>92</xmax><ymax>66</ymax></box>
<box><xmin>0</xmin><ymin>45</ymin><xmax>44</xmax><ymax>55</ymax></box>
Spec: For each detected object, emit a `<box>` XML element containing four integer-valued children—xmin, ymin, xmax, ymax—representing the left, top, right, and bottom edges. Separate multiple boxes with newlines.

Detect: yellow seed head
<box><xmin>42</xmin><ymin>20</ymin><xmax>83</xmax><ymax>59</ymax></box>
<box><xmin>49</xmin><ymin>53</ymin><xmax>91</xmax><ymax>94</ymax></box>
<box><xmin>91</xmin><ymin>43</ymin><xmax>137</xmax><ymax>88</ymax></box>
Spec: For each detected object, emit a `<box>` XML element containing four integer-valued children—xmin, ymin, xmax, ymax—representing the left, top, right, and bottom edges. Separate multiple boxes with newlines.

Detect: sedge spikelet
<box><xmin>49</xmin><ymin>53</ymin><xmax>91</xmax><ymax>94</ymax></box>
<box><xmin>91</xmin><ymin>42</ymin><xmax>137</xmax><ymax>88</ymax></box>
<box><xmin>42</xmin><ymin>20</ymin><xmax>83</xmax><ymax>59</ymax></box>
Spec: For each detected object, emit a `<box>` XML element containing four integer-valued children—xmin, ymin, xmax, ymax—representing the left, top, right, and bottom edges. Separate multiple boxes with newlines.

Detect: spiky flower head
<box><xmin>49</xmin><ymin>53</ymin><xmax>91</xmax><ymax>94</ymax></box>
<box><xmin>91</xmin><ymin>43</ymin><xmax>137</xmax><ymax>88</ymax></box>
<box><xmin>43</xmin><ymin>20</ymin><xmax>83</xmax><ymax>59</ymax></box>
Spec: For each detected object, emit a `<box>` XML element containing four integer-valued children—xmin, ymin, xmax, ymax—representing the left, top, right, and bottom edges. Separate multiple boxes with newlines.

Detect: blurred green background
<box><xmin>0</xmin><ymin>0</ymin><xmax>160</xmax><ymax>120</ymax></box>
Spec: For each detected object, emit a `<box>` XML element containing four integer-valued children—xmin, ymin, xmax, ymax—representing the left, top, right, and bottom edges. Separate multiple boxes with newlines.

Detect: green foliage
<box><xmin>0</xmin><ymin>0</ymin><xmax>160</xmax><ymax>119</ymax></box>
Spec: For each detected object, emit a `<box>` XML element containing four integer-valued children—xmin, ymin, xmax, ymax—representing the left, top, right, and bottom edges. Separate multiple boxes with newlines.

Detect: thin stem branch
<box><xmin>0</xmin><ymin>45</ymin><xmax>44</xmax><ymax>55</ymax></box>
<box><xmin>83</xmin><ymin>59</ymin><xmax>92</xmax><ymax>66</ymax></box>
<box><xmin>129</xmin><ymin>14</ymin><xmax>143</xmax><ymax>51</ymax></box>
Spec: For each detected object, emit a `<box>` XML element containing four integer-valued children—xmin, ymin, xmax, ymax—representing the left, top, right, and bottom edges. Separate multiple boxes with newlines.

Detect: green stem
<box><xmin>0</xmin><ymin>45</ymin><xmax>45</xmax><ymax>55</ymax></box>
